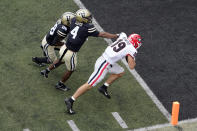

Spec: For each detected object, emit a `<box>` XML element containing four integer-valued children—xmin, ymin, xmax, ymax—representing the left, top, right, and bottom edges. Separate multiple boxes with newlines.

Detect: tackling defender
<box><xmin>40</xmin><ymin>9</ymin><xmax>119</xmax><ymax>91</ymax></box>
<box><xmin>64</xmin><ymin>32</ymin><xmax>142</xmax><ymax>114</ymax></box>
<box><xmin>32</xmin><ymin>12</ymin><xmax>75</xmax><ymax>66</ymax></box>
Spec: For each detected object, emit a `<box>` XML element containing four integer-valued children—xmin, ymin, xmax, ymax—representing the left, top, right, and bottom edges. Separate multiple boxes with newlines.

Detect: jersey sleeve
<box><xmin>126</xmin><ymin>45</ymin><xmax>137</xmax><ymax>60</ymax></box>
<box><xmin>57</xmin><ymin>25</ymin><xmax>68</xmax><ymax>38</ymax></box>
<box><xmin>87</xmin><ymin>24</ymin><xmax>99</xmax><ymax>37</ymax></box>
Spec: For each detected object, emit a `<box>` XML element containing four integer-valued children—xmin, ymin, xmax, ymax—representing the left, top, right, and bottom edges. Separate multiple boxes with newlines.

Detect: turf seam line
<box><xmin>111</xmin><ymin>112</ymin><xmax>128</xmax><ymax>128</ymax></box>
<box><xmin>67</xmin><ymin>120</ymin><xmax>80</xmax><ymax>131</ymax></box>
<box><xmin>73</xmin><ymin>0</ymin><xmax>171</xmax><ymax>122</ymax></box>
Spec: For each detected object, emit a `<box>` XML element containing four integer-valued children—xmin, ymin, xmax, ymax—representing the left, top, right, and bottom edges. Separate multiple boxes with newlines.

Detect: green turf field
<box><xmin>0</xmin><ymin>0</ymin><xmax>168</xmax><ymax>130</ymax></box>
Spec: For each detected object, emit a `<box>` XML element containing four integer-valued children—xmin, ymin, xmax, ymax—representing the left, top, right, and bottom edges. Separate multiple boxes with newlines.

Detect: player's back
<box><xmin>46</xmin><ymin>20</ymin><xmax>70</xmax><ymax>45</ymax></box>
<box><xmin>102</xmin><ymin>33</ymin><xmax>137</xmax><ymax>65</ymax></box>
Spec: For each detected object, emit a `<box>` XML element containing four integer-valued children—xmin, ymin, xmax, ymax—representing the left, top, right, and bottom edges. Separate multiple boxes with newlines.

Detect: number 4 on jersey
<box><xmin>71</xmin><ymin>26</ymin><xmax>79</xmax><ymax>39</ymax></box>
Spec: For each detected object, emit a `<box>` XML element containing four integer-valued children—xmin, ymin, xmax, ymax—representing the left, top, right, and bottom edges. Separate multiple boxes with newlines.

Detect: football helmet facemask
<box><xmin>61</xmin><ymin>12</ymin><xmax>75</xmax><ymax>26</ymax></box>
<box><xmin>128</xmin><ymin>33</ymin><xmax>142</xmax><ymax>49</ymax></box>
<box><xmin>76</xmin><ymin>9</ymin><xmax>92</xmax><ymax>23</ymax></box>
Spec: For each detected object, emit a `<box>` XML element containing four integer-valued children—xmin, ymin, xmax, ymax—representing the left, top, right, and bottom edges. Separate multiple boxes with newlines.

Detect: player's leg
<box><xmin>55</xmin><ymin>47</ymin><xmax>77</xmax><ymax>91</ymax></box>
<box><xmin>32</xmin><ymin>36</ymin><xmax>50</xmax><ymax>66</ymax></box>
<box><xmin>65</xmin><ymin>56</ymin><xmax>109</xmax><ymax>114</ymax></box>
<box><xmin>40</xmin><ymin>45</ymin><xmax>67</xmax><ymax>78</ymax></box>
<box><xmin>65</xmin><ymin>83</ymin><xmax>92</xmax><ymax>114</ymax></box>
<box><xmin>98</xmin><ymin>63</ymin><xmax>125</xmax><ymax>99</ymax></box>
<box><xmin>33</xmin><ymin>35</ymin><xmax>59</xmax><ymax>66</ymax></box>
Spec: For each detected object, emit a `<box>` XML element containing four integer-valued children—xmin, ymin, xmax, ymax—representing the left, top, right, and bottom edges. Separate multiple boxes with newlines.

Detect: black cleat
<box><xmin>32</xmin><ymin>57</ymin><xmax>45</xmax><ymax>67</ymax></box>
<box><xmin>98</xmin><ymin>86</ymin><xmax>111</xmax><ymax>99</ymax></box>
<box><xmin>55</xmin><ymin>82</ymin><xmax>70</xmax><ymax>91</ymax></box>
<box><xmin>40</xmin><ymin>69</ymin><xmax>49</xmax><ymax>78</ymax></box>
<box><xmin>64</xmin><ymin>98</ymin><xmax>75</xmax><ymax>114</ymax></box>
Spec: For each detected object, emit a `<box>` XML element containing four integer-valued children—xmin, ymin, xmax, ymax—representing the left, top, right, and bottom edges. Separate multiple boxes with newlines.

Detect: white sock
<box><xmin>104</xmin><ymin>82</ymin><xmax>109</xmax><ymax>87</ymax></box>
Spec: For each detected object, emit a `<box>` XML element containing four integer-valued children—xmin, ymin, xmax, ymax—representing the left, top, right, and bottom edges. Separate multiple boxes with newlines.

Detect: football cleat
<box><xmin>98</xmin><ymin>85</ymin><xmax>111</xmax><ymax>99</ymax></box>
<box><xmin>64</xmin><ymin>98</ymin><xmax>75</xmax><ymax>114</ymax></box>
<box><xmin>55</xmin><ymin>81</ymin><xmax>70</xmax><ymax>91</ymax></box>
<box><xmin>76</xmin><ymin>9</ymin><xmax>92</xmax><ymax>23</ymax></box>
<box><xmin>32</xmin><ymin>57</ymin><xmax>45</xmax><ymax>67</ymax></box>
<box><xmin>128</xmin><ymin>33</ymin><xmax>142</xmax><ymax>49</ymax></box>
<box><xmin>40</xmin><ymin>69</ymin><xmax>50</xmax><ymax>78</ymax></box>
<box><xmin>61</xmin><ymin>12</ymin><xmax>75</xmax><ymax>26</ymax></box>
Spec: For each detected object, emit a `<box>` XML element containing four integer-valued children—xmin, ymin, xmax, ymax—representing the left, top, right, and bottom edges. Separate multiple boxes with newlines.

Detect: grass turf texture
<box><xmin>0</xmin><ymin>0</ymin><xmax>167</xmax><ymax>130</ymax></box>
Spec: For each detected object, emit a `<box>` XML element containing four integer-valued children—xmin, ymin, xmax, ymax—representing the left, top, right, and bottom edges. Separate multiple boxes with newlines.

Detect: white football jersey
<box><xmin>102</xmin><ymin>33</ymin><xmax>137</xmax><ymax>64</ymax></box>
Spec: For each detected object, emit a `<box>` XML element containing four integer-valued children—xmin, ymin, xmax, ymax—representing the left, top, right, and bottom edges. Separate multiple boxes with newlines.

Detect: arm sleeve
<box><xmin>127</xmin><ymin>48</ymin><xmax>137</xmax><ymax>60</ymax></box>
<box><xmin>51</xmin><ymin>26</ymin><xmax>67</xmax><ymax>45</ymax></box>
<box><xmin>87</xmin><ymin>24</ymin><xmax>99</xmax><ymax>37</ymax></box>
<box><xmin>57</xmin><ymin>26</ymin><xmax>68</xmax><ymax>38</ymax></box>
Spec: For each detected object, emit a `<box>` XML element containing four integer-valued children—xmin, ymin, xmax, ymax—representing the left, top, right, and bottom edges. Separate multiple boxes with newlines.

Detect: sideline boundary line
<box><xmin>73</xmin><ymin>0</ymin><xmax>171</xmax><ymax>122</ymax></box>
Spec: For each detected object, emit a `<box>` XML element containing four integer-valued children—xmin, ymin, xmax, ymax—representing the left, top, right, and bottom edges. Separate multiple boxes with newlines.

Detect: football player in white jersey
<box><xmin>64</xmin><ymin>32</ymin><xmax>142</xmax><ymax>114</ymax></box>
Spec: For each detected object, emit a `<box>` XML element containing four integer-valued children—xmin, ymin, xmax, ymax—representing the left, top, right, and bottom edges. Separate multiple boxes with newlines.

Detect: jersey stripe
<box><xmin>88</xmin><ymin>29</ymin><xmax>97</xmax><ymax>33</ymax></box>
<box><xmin>57</xmin><ymin>30</ymin><xmax>66</xmax><ymax>37</ymax></box>
<box><xmin>90</xmin><ymin>62</ymin><xmax>109</xmax><ymax>86</ymax></box>
<box><xmin>88</xmin><ymin>27</ymin><xmax>96</xmax><ymax>31</ymax></box>
<box><xmin>70</xmin><ymin>52</ymin><xmax>75</xmax><ymax>71</ymax></box>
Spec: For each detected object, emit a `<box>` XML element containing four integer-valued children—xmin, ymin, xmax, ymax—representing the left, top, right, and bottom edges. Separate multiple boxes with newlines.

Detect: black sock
<box><xmin>101</xmin><ymin>84</ymin><xmax>107</xmax><ymax>89</ymax></box>
<box><xmin>69</xmin><ymin>97</ymin><xmax>74</xmax><ymax>104</ymax></box>
<box><xmin>58</xmin><ymin>81</ymin><xmax>64</xmax><ymax>85</ymax></box>
<box><xmin>45</xmin><ymin>68</ymin><xmax>50</xmax><ymax>73</ymax></box>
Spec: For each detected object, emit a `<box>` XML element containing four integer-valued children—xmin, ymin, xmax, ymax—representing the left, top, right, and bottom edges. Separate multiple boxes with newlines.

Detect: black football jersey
<box><xmin>66</xmin><ymin>18</ymin><xmax>99</xmax><ymax>52</ymax></box>
<box><xmin>46</xmin><ymin>20</ymin><xmax>70</xmax><ymax>46</ymax></box>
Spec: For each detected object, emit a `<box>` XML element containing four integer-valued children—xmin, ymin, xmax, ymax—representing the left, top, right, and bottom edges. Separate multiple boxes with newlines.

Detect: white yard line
<box><xmin>67</xmin><ymin>120</ymin><xmax>80</xmax><ymax>131</ymax></box>
<box><xmin>127</xmin><ymin>123</ymin><xmax>171</xmax><ymax>131</ymax></box>
<box><xmin>179</xmin><ymin>117</ymin><xmax>197</xmax><ymax>124</ymax></box>
<box><xmin>73</xmin><ymin>0</ymin><xmax>171</xmax><ymax>122</ymax></box>
<box><xmin>111</xmin><ymin>112</ymin><xmax>128</xmax><ymax>128</ymax></box>
<box><xmin>128</xmin><ymin>118</ymin><xmax>197</xmax><ymax>131</ymax></box>
<box><xmin>23</xmin><ymin>129</ymin><xmax>30</xmax><ymax>131</ymax></box>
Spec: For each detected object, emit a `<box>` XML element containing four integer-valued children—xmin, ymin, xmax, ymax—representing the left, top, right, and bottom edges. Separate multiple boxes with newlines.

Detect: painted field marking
<box><xmin>127</xmin><ymin>123</ymin><xmax>171</xmax><ymax>131</ymax></box>
<box><xmin>23</xmin><ymin>129</ymin><xmax>30</xmax><ymax>131</ymax></box>
<box><xmin>67</xmin><ymin>120</ymin><xmax>80</xmax><ymax>131</ymax></box>
<box><xmin>122</xmin><ymin>59</ymin><xmax>171</xmax><ymax>122</ymax></box>
<box><xmin>73</xmin><ymin>0</ymin><xmax>171</xmax><ymax>122</ymax></box>
<box><xmin>111</xmin><ymin>112</ymin><xmax>128</xmax><ymax>128</ymax></box>
<box><xmin>127</xmin><ymin>117</ymin><xmax>197</xmax><ymax>131</ymax></box>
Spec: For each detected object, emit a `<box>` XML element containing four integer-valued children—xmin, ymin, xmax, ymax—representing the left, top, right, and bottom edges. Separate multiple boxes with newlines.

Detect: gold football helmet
<box><xmin>61</xmin><ymin>12</ymin><xmax>75</xmax><ymax>26</ymax></box>
<box><xmin>76</xmin><ymin>9</ymin><xmax>92</xmax><ymax>23</ymax></box>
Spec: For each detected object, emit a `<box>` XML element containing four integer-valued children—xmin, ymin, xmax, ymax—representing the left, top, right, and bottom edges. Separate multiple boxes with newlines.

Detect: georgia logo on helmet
<box><xmin>76</xmin><ymin>9</ymin><xmax>92</xmax><ymax>23</ymax></box>
<box><xmin>128</xmin><ymin>33</ymin><xmax>142</xmax><ymax>49</ymax></box>
<box><xmin>61</xmin><ymin>12</ymin><xmax>75</xmax><ymax>26</ymax></box>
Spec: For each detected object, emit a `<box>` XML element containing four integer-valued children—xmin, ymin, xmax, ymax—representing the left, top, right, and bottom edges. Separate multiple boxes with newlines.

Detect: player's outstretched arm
<box><xmin>127</xmin><ymin>55</ymin><xmax>136</xmax><ymax>70</ymax></box>
<box><xmin>98</xmin><ymin>32</ymin><xmax>119</xmax><ymax>39</ymax></box>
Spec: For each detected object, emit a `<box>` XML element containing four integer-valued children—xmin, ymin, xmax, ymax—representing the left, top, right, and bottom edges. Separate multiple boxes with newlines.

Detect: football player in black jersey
<box><xmin>32</xmin><ymin>12</ymin><xmax>75</xmax><ymax>66</ymax></box>
<box><xmin>41</xmin><ymin>9</ymin><xmax>119</xmax><ymax>91</ymax></box>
